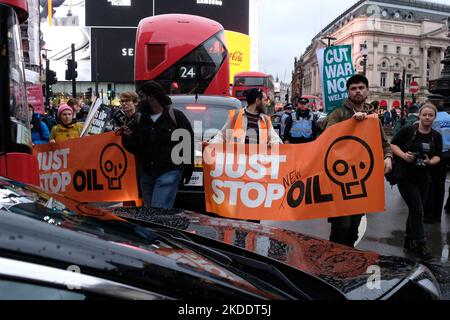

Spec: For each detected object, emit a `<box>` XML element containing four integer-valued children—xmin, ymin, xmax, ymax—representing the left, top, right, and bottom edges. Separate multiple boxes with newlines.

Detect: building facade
<box><xmin>293</xmin><ymin>0</ymin><xmax>450</xmax><ymax>108</ymax></box>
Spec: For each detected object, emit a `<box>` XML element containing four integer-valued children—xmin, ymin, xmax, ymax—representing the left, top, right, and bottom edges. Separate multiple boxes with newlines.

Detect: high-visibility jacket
<box><xmin>228</xmin><ymin>108</ymin><xmax>272</xmax><ymax>144</ymax></box>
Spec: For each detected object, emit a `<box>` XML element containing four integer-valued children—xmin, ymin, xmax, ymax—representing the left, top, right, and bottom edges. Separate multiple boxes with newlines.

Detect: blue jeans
<box><xmin>140</xmin><ymin>169</ymin><xmax>183</xmax><ymax>209</ymax></box>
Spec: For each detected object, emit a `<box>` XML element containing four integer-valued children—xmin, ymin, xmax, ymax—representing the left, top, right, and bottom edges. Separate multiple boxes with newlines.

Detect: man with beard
<box><xmin>324</xmin><ymin>74</ymin><xmax>393</xmax><ymax>247</ymax></box>
<box><xmin>283</xmin><ymin>97</ymin><xmax>319</xmax><ymax>144</ymax></box>
<box><xmin>119</xmin><ymin>81</ymin><xmax>194</xmax><ymax>209</ymax></box>
<box><xmin>209</xmin><ymin>88</ymin><xmax>282</xmax><ymax>145</ymax></box>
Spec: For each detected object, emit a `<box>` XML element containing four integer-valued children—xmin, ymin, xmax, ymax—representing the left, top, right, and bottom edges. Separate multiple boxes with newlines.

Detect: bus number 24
<box><xmin>180</xmin><ymin>66</ymin><xmax>196</xmax><ymax>79</ymax></box>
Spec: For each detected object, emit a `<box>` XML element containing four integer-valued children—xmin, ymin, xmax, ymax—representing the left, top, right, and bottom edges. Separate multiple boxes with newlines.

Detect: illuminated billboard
<box><xmin>40</xmin><ymin>0</ymin><xmax>252</xmax><ymax>83</ymax></box>
<box><xmin>225</xmin><ymin>31</ymin><xmax>251</xmax><ymax>84</ymax></box>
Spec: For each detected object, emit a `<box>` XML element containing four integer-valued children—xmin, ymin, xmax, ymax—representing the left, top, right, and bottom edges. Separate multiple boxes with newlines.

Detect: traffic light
<box><xmin>389</xmin><ymin>79</ymin><xmax>402</xmax><ymax>93</ymax></box>
<box><xmin>65</xmin><ymin>59</ymin><xmax>78</xmax><ymax>80</ymax></box>
<box><xmin>86</xmin><ymin>87</ymin><xmax>93</xmax><ymax>99</ymax></box>
<box><xmin>107</xmin><ymin>83</ymin><xmax>112</xmax><ymax>99</ymax></box>
<box><xmin>46</xmin><ymin>69</ymin><xmax>57</xmax><ymax>85</ymax></box>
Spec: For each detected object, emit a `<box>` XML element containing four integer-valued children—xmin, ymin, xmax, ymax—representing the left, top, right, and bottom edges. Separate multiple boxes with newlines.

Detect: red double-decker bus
<box><xmin>232</xmin><ymin>71</ymin><xmax>275</xmax><ymax>105</ymax></box>
<box><xmin>0</xmin><ymin>0</ymin><xmax>39</xmax><ymax>185</ymax></box>
<box><xmin>135</xmin><ymin>14</ymin><xmax>230</xmax><ymax>96</ymax></box>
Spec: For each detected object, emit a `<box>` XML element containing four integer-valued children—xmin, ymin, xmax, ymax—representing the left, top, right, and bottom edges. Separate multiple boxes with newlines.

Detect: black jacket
<box><xmin>122</xmin><ymin>108</ymin><xmax>194</xmax><ymax>180</ymax></box>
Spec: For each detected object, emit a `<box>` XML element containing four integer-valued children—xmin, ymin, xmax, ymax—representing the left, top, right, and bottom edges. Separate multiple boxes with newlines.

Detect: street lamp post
<box><xmin>322</xmin><ymin>36</ymin><xmax>337</xmax><ymax>47</ymax></box>
<box><xmin>361</xmin><ymin>41</ymin><xmax>369</xmax><ymax>76</ymax></box>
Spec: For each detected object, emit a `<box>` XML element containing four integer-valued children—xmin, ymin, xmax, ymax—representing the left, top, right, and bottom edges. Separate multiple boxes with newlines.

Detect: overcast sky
<box><xmin>259</xmin><ymin>0</ymin><xmax>450</xmax><ymax>83</ymax></box>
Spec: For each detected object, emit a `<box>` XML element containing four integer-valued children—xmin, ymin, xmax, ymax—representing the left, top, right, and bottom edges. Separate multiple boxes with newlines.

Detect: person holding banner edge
<box><xmin>49</xmin><ymin>104</ymin><xmax>83</xmax><ymax>144</ymax></box>
<box><xmin>324</xmin><ymin>74</ymin><xmax>393</xmax><ymax>247</ymax></box>
<box><xmin>209</xmin><ymin>88</ymin><xmax>282</xmax><ymax>145</ymax></box>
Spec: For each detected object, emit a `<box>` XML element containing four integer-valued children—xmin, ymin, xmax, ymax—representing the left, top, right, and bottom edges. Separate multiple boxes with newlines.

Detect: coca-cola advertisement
<box><xmin>225</xmin><ymin>31</ymin><xmax>251</xmax><ymax>84</ymax></box>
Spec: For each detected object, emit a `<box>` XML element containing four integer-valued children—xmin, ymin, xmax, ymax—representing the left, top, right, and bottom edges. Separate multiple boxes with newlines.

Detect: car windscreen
<box><xmin>172</xmin><ymin>103</ymin><xmax>237</xmax><ymax>139</ymax></box>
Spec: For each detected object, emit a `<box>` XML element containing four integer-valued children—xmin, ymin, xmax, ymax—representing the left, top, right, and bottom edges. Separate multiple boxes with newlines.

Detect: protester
<box><xmin>42</xmin><ymin>106</ymin><xmax>57</xmax><ymax>132</ymax></box>
<box><xmin>425</xmin><ymin>95</ymin><xmax>450</xmax><ymax>223</ymax></box>
<box><xmin>392</xmin><ymin>104</ymin><xmax>419</xmax><ymax>137</ymax></box>
<box><xmin>119</xmin><ymin>81</ymin><xmax>194</xmax><ymax>209</ymax></box>
<box><xmin>79</xmin><ymin>106</ymin><xmax>90</xmax><ymax>123</ymax></box>
<box><xmin>391</xmin><ymin>107</ymin><xmax>399</xmax><ymax>127</ymax></box>
<box><xmin>279</xmin><ymin>103</ymin><xmax>293</xmax><ymax>141</ymax></box>
<box><xmin>49</xmin><ymin>104</ymin><xmax>83</xmax><ymax>143</ymax></box>
<box><xmin>324</xmin><ymin>74</ymin><xmax>393</xmax><ymax>247</ymax></box>
<box><xmin>209</xmin><ymin>88</ymin><xmax>282</xmax><ymax>145</ymax></box>
<box><xmin>383</xmin><ymin>109</ymin><xmax>392</xmax><ymax>127</ymax></box>
<box><xmin>391</xmin><ymin>104</ymin><xmax>442</xmax><ymax>260</ymax></box>
<box><xmin>119</xmin><ymin>91</ymin><xmax>139</xmax><ymax>124</ymax></box>
<box><xmin>283</xmin><ymin>97</ymin><xmax>319</xmax><ymax>144</ymax></box>
<box><xmin>67</xmin><ymin>98</ymin><xmax>82</xmax><ymax>121</ymax></box>
<box><xmin>28</xmin><ymin>104</ymin><xmax>50</xmax><ymax>145</ymax></box>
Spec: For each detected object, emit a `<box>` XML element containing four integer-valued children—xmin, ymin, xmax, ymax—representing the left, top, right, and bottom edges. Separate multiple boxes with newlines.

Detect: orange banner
<box><xmin>204</xmin><ymin>118</ymin><xmax>385</xmax><ymax>221</ymax></box>
<box><xmin>33</xmin><ymin>132</ymin><xmax>138</xmax><ymax>203</ymax></box>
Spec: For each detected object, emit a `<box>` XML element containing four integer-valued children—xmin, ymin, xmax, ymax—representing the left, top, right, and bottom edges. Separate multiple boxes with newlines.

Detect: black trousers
<box><xmin>398</xmin><ymin>181</ymin><xmax>430</xmax><ymax>243</ymax></box>
<box><xmin>329</xmin><ymin>214</ymin><xmax>364</xmax><ymax>247</ymax></box>
<box><xmin>424</xmin><ymin>164</ymin><xmax>446</xmax><ymax>222</ymax></box>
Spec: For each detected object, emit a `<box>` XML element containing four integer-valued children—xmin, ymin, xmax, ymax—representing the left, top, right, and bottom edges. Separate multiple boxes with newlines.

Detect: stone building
<box><xmin>293</xmin><ymin>0</ymin><xmax>450</xmax><ymax>108</ymax></box>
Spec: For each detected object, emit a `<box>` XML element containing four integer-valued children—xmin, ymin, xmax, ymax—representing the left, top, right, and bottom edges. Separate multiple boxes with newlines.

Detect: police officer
<box><xmin>283</xmin><ymin>97</ymin><xmax>319</xmax><ymax>144</ymax></box>
<box><xmin>279</xmin><ymin>103</ymin><xmax>293</xmax><ymax>141</ymax></box>
<box><xmin>426</xmin><ymin>94</ymin><xmax>450</xmax><ymax>223</ymax></box>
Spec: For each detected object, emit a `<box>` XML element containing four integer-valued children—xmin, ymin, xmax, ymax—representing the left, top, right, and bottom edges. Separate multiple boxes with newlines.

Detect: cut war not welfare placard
<box><xmin>317</xmin><ymin>45</ymin><xmax>355</xmax><ymax>114</ymax></box>
<box><xmin>204</xmin><ymin>118</ymin><xmax>385</xmax><ymax>221</ymax></box>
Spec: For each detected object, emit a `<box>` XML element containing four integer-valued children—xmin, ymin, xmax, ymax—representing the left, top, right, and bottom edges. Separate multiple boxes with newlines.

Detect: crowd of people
<box><xmin>29</xmin><ymin>77</ymin><xmax>450</xmax><ymax>261</ymax></box>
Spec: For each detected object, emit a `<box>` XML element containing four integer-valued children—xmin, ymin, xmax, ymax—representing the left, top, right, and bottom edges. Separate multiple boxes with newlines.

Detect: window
<box><xmin>394</xmin><ymin>73</ymin><xmax>400</xmax><ymax>81</ymax></box>
<box><xmin>154</xmin><ymin>30</ymin><xmax>228</xmax><ymax>94</ymax></box>
<box><xmin>0</xmin><ymin>279</ymin><xmax>87</xmax><ymax>300</ymax></box>
<box><xmin>381</xmin><ymin>61</ymin><xmax>387</xmax><ymax>68</ymax></box>
<box><xmin>383</xmin><ymin>45</ymin><xmax>388</xmax><ymax>53</ymax></box>
<box><xmin>406</xmin><ymin>74</ymin><xmax>412</xmax><ymax>87</ymax></box>
<box><xmin>406</xmin><ymin>12</ymin><xmax>414</xmax><ymax>21</ymax></box>
<box><xmin>396</xmin><ymin>46</ymin><xmax>401</xmax><ymax>54</ymax></box>
<box><xmin>394</xmin><ymin>11</ymin><xmax>401</xmax><ymax>19</ymax></box>
<box><xmin>234</xmin><ymin>77</ymin><xmax>265</xmax><ymax>86</ymax></box>
<box><xmin>380</xmin><ymin>72</ymin><xmax>387</xmax><ymax>87</ymax></box>
<box><xmin>395</xmin><ymin>62</ymin><xmax>400</xmax><ymax>68</ymax></box>
<box><xmin>409</xmin><ymin>48</ymin><xmax>413</xmax><ymax>55</ymax></box>
<box><xmin>382</xmin><ymin>9</ymin><xmax>388</xmax><ymax>17</ymax></box>
<box><xmin>408</xmin><ymin>63</ymin><xmax>412</xmax><ymax>69</ymax></box>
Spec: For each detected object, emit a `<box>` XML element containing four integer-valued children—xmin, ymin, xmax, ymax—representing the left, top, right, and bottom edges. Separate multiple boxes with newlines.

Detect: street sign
<box><xmin>410</xmin><ymin>81</ymin><xmax>419</xmax><ymax>93</ymax></box>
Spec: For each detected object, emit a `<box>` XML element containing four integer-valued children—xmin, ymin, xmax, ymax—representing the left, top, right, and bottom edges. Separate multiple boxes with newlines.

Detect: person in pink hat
<box><xmin>49</xmin><ymin>103</ymin><xmax>83</xmax><ymax>143</ymax></box>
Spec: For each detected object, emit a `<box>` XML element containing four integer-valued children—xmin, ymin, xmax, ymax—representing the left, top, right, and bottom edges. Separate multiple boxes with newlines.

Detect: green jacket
<box><xmin>392</xmin><ymin>114</ymin><xmax>419</xmax><ymax>137</ymax></box>
<box><xmin>324</xmin><ymin>99</ymin><xmax>393</xmax><ymax>158</ymax></box>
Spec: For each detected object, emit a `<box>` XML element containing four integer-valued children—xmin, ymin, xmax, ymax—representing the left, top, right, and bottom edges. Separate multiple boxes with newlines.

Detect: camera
<box><xmin>112</xmin><ymin>108</ymin><xmax>138</xmax><ymax>132</ymax></box>
<box><xmin>112</xmin><ymin>108</ymin><xmax>127</xmax><ymax>128</ymax></box>
<box><xmin>126</xmin><ymin>118</ymin><xmax>138</xmax><ymax>132</ymax></box>
<box><xmin>411</xmin><ymin>143</ymin><xmax>431</xmax><ymax>167</ymax></box>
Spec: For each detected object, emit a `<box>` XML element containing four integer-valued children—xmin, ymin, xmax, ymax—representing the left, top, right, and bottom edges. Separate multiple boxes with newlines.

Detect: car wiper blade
<box><xmin>157</xmin><ymin>229</ymin><xmax>309</xmax><ymax>300</ymax></box>
<box><xmin>154</xmin><ymin>229</ymin><xmax>233</xmax><ymax>265</ymax></box>
<box><xmin>214</xmin><ymin>247</ymin><xmax>312</xmax><ymax>300</ymax></box>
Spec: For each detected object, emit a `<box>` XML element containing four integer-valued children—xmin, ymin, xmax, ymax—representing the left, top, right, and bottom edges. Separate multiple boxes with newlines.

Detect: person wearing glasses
<box><xmin>119</xmin><ymin>91</ymin><xmax>139</xmax><ymax>125</ymax></box>
<box><xmin>283</xmin><ymin>97</ymin><xmax>319</xmax><ymax>144</ymax></box>
<box><xmin>210</xmin><ymin>88</ymin><xmax>282</xmax><ymax>145</ymax></box>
